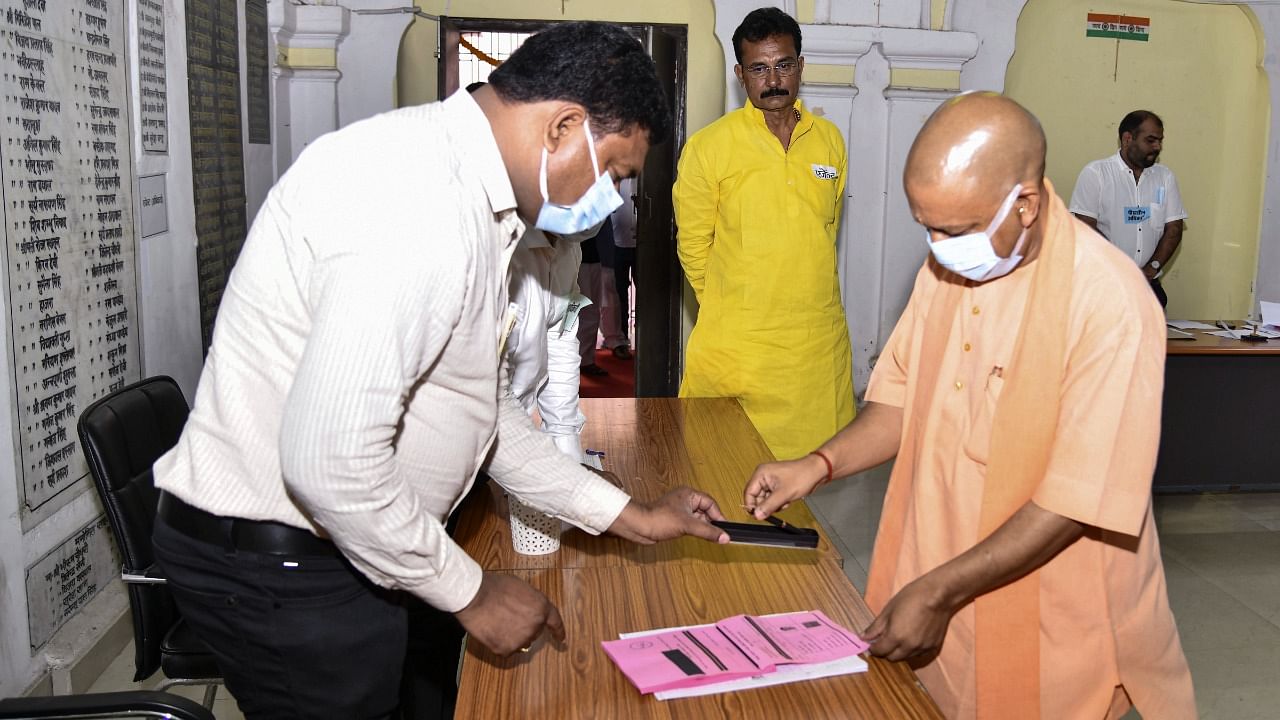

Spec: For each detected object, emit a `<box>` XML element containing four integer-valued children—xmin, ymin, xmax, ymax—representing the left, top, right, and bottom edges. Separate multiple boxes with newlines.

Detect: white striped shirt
<box><xmin>155</xmin><ymin>91</ymin><xmax>630</xmax><ymax>612</ymax></box>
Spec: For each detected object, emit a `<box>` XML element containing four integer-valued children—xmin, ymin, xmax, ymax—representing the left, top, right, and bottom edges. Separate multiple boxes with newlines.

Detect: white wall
<box><xmin>0</xmin><ymin>0</ymin><xmax>264</xmax><ymax>692</ymax></box>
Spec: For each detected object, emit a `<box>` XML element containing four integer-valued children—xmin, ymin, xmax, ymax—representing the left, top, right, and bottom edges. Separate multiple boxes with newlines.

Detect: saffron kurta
<box><xmin>865</xmin><ymin>207</ymin><xmax>1195</xmax><ymax>718</ymax></box>
<box><xmin>674</xmin><ymin>99</ymin><xmax>855</xmax><ymax>460</ymax></box>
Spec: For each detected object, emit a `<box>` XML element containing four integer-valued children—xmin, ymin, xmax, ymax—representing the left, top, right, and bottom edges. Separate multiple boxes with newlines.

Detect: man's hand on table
<box><xmin>607</xmin><ymin>487</ymin><xmax>730</xmax><ymax>544</ymax></box>
<box><xmin>744</xmin><ymin>454</ymin><xmax>829</xmax><ymax>519</ymax></box>
<box><xmin>454</xmin><ymin>572</ymin><xmax>565</xmax><ymax>657</ymax></box>
<box><xmin>861</xmin><ymin>574</ymin><xmax>956</xmax><ymax>662</ymax></box>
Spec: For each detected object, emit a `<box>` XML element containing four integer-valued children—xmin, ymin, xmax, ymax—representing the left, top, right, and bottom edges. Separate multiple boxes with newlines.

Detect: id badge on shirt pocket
<box><xmin>1123</xmin><ymin>206</ymin><xmax>1150</xmax><ymax>225</ymax></box>
<box><xmin>811</xmin><ymin>163</ymin><xmax>839</xmax><ymax>181</ymax></box>
<box><xmin>558</xmin><ymin>292</ymin><xmax>592</xmax><ymax>337</ymax></box>
<box><xmin>808</xmin><ymin>164</ymin><xmax>842</xmax><ymax>225</ymax></box>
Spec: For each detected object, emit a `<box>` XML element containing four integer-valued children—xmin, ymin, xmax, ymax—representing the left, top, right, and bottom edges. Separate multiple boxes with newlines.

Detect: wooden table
<box><xmin>1158</xmin><ymin>324</ymin><xmax>1280</xmax><ymax>492</ymax></box>
<box><xmin>451</xmin><ymin>398</ymin><xmax>841</xmax><ymax>570</ymax></box>
<box><xmin>456</xmin><ymin>562</ymin><xmax>939</xmax><ymax>719</ymax></box>
<box><xmin>1166</xmin><ymin>324</ymin><xmax>1280</xmax><ymax>356</ymax></box>
<box><xmin>453</xmin><ymin>398</ymin><xmax>940</xmax><ymax>718</ymax></box>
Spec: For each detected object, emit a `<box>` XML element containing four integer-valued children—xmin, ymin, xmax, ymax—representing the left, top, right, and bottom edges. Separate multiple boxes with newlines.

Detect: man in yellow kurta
<box><xmin>744</xmin><ymin>94</ymin><xmax>1195</xmax><ymax>719</ymax></box>
<box><xmin>673</xmin><ymin>8</ymin><xmax>854</xmax><ymax>461</ymax></box>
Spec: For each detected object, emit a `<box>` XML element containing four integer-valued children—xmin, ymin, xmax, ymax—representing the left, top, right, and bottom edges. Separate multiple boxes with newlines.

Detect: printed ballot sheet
<box><xmin>602</xmin><ymin>610</ymin><xmax>868</xmax><ymax>695</ymax></box>
<box><xmin>651</xmin><ymin>654</ymin><xmax>869</xmax><ymax>701</ymax></box>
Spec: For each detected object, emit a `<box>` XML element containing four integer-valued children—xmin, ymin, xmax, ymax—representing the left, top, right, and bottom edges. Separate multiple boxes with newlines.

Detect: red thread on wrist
<box><xmin>810</xmin><ymin>450</ymin><xmax>834</xmax><ymax>486</ymax></box>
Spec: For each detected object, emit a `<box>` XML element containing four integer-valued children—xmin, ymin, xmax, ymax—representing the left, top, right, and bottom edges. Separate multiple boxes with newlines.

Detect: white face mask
<box><xmin>924</xmin><ymin>184</ymin><xmax>1028</xmax><ymax>282</ymax></box>
<box><xmin>553</xmin><ymin>218</ymin><xmax>609</xmax><ymax>245</ymax></box>
<box><xmin>534</xmin><ymin>118</ymin><xmax>624</xmax><ymax>236</ymax></box>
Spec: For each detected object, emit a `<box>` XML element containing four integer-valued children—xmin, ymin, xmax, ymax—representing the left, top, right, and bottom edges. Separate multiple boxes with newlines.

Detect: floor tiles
<box><xmin>1162</xmin><ymin>530</ymin><xmax>1280</xmax><ymax>626</ymax></box>
<box><xmin>85</xmin><ymin>650</ymin><xmax>243</xmax><ymax>719</ymax></box>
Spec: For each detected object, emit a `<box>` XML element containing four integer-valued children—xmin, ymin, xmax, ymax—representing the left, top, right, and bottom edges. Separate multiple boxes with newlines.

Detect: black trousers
<box><xmin>1150</xmin><ymin>278</ymin><xmax>1168</xmax><ymax>308</ymax></box>
<box><xmin>153</xmin><ymin>515</ymin><xmax>461</xmax><ymax>719</ymax></box>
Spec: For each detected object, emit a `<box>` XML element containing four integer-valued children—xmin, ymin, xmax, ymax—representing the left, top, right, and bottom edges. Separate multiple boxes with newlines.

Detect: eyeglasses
<box><xmin>743</xmin><ymin>60</ymin><xmax>799</xmax><ymax>79</ymax></box>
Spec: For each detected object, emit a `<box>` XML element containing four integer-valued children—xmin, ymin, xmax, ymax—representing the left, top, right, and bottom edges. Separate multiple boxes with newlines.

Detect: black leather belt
<box><xmin>158</xmin><ymin>491</ymin><xmax>340</xmax><ymax>557</ymax></box>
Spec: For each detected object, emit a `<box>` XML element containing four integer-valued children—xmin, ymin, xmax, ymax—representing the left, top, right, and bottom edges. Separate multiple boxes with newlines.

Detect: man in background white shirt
<box><xmin>152</xmin><ymin>23</ymin><xmax>728</xmax><ymax>719</ymax></box>
<box><xmin>505</xmin><ymin>226</ymin><xmax>591</xmax><ymax>460</ymax></box>
<box><xmin>1069</xmin><ymin>109</ymin><xmax>1187</xmax><ymax>307</ymax></box>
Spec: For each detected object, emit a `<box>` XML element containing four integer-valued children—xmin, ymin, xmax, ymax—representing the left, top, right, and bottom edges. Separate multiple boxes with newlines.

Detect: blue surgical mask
<box><xmin>534</xmin><ymin>118</ymin><xmax>624</xmax><ymax>236</ymax></box>
<box><xmin>925</xmin><ymin>184</ymin><xmax>1028</xmax><ymax>282</ymax></box>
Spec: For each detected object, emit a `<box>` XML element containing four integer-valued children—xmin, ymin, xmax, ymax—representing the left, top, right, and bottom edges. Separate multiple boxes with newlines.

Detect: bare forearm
<box><xmin>863</xmin><ymin>501</ymin><xmax>1086</xmax><ymax>660</ymax></box>
<box><xmin>815</xmin><ymin>401</ymin><xmax>903</xmax><ymax>479</ymax></box>
<box><xmin>745</xmin><ymin>402</ymin><xmax>903</xmax><ymax>519</ymax></box>
<box><xmin>926</xmin><ymin>500</ymin><xmax>1084</xmax><ymax>611</ymax></box>
<box><xmin>1150</xmin><ymin>220</ymin><xmax>1184</xmax><ymax>267</ymax></box>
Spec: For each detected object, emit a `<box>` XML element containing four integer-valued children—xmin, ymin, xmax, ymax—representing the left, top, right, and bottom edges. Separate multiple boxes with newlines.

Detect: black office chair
<box><xmin>0</xmin><ymin>690</ymin><xmax>214</xmax><ymax>719</ymax></box>
<box><xmin>76</xmin><ymin>377</ymin><xmax>222</xmax><ymax>707</ymax></box>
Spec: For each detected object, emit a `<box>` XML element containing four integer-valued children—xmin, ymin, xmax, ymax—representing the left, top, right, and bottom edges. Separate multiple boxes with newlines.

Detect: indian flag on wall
<box><xmin>1086</xmin><ymin>13</ymin><xmax>1150</xmax><ymax>42</ymax></box>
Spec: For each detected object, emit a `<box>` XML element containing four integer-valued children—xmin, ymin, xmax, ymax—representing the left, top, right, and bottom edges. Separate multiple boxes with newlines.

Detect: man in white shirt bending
<box><xmin>152</xmin><ymin>22</ymin><xmax>728</xmax><ymax>719</ymax></box>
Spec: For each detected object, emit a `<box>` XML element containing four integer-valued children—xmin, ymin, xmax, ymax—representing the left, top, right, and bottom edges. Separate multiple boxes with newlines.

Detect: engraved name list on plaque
<box><xmin>2</xmin><ymin>0</ymin><xmax>141</xmax><ymax>516</ymax></box>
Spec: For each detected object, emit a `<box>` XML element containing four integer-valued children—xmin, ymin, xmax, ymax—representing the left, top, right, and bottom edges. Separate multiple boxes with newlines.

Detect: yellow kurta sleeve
<box><xmin>673</xmin><ymin>139</ymin><xmax>717</xmax><ymax>299</ymax></box>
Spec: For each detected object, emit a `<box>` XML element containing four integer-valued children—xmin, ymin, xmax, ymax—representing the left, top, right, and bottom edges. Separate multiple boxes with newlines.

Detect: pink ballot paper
<box><xmin>601</xmin><ymin>610</ymin><xmax>869</xmax><ymax>695</ymax></box>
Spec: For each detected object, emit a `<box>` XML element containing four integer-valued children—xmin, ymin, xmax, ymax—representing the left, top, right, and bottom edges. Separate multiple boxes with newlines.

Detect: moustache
<box><xmin>760</xmin><ymin>88</ymin><xmax>790</xmax><ymax>99</ymax></box>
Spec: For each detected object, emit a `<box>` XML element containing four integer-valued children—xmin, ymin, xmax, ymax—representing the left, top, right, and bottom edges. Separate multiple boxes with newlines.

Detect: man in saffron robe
<box><xmin>743</xmin><ymin>93</ymin><xmax>1195</xmax><ymax>719</ymax></box>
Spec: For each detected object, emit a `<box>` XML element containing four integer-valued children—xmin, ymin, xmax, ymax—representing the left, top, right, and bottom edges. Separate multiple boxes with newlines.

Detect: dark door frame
<box><xmin>436</xmin><ymin>18</ymin><xmax>689</xmax><ymax>397</ymax></box>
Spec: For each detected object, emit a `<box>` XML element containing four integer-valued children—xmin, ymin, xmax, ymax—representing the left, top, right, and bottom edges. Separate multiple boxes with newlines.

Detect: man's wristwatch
<box><xmin>1149</xmin><ymin>259</ymin><xmax>1161</xmax><ymax>270</ymax></box>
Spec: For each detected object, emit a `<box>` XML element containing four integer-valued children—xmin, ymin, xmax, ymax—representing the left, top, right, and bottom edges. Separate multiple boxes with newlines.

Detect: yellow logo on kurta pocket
<box><xmin>811</xmin><ymin>164</ymin><xmax>839</xmax><ymax>180</ymax></box>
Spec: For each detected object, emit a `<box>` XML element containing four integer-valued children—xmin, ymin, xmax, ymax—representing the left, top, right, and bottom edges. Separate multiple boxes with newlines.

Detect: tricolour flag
<box><xmin>1086</xmin><ymin>13</ymin><xmax>1150</xmax><ymax>42</ymax></box>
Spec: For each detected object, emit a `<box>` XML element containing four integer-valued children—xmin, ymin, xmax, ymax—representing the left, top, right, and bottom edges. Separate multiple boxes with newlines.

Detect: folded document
<box><xmin>602</xmin><ymin>610</ymin><xmax>869</xmax><ymax>697</ymax></box>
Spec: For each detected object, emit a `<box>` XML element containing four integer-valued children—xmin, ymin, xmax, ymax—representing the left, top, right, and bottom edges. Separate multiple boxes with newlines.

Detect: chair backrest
<box><xmin>77</xmin><ymin>376</ymin><xmax>190</xmax><ymax>682</ymax></box>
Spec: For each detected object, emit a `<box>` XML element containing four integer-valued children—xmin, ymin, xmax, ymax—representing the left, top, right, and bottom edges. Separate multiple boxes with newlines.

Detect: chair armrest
<box><xmin>122</xmin><ymin>564</ymin><xmax>168</xmax><ymax>585</ymax></box>
<box><xmin>0</xmin><ymin>690</ymin><xmax>214</xmax><ymax>719</ymax></box>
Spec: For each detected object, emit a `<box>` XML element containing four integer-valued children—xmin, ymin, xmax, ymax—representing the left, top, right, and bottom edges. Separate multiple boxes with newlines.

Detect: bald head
<box><xmin>905</xmin><ymin>93</ymin><xmax>1046</xmax><ymax>205</ymax></box>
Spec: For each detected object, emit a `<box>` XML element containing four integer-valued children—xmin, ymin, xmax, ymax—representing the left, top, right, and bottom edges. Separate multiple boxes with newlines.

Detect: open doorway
<box><xmin>438</xmin><ymin>19</ymin><xmax>689</xmax><ymax>397</ymax></box>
